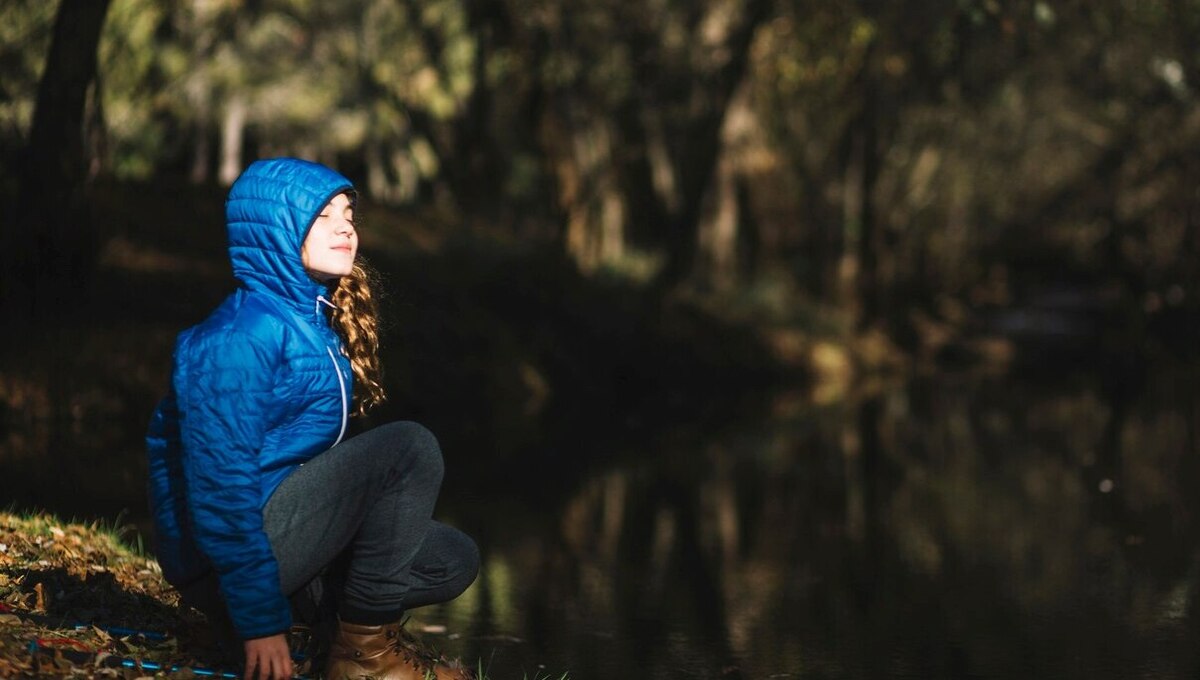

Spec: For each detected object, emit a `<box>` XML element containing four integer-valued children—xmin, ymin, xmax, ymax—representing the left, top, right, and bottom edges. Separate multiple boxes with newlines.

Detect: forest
<box><xmin>4</xmin><ymin>0</ymin><xmax>1197</xmax><ymax>346</ymax></box>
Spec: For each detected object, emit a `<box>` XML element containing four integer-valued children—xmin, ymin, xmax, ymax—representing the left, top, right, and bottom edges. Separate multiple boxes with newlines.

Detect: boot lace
<box><xmin>383</xmin><ymin>621</ymin><xmax>476</xmax><ymax>679</ymax></box>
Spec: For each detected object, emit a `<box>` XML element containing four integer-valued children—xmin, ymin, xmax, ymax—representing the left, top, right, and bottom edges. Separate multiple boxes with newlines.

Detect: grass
<box><xmin>0</xmin><ymin>510</ymin><xmax>187</xmax><ymax>677</ymax></box>
<box><xmin>463</xmin><ymin>664</ymin><xmax>568</xmax><ymax>680</ymax></box>
<box><xmin>0</xmin><ymin>510</ymin><xmax>530</xmax><ymax>679</ymax></box>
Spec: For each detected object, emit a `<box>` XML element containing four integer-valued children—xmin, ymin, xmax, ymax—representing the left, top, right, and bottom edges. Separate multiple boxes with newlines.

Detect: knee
<box><xmin>447</xmin><ymin>531</ymin><xmax>481</xmax><ymax>598</ymax></box>
<box><xmin>383</xmin><ymin>421</ymin><xmax>444</xmax><ymax>485</ymax></box>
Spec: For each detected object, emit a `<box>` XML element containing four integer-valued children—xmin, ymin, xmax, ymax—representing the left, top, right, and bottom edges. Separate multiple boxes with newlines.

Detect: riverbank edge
<box><xmin>0</xmin><ymin>511</ymin><xmax>487</xmax><ymax>678</ymax></box>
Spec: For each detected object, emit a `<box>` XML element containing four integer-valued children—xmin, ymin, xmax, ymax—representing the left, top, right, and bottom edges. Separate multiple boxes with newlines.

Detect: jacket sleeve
<box><xmin>146</xmin><ymin>390</ymin><xmax>208</xmax><ymax>588</ymax></box>
<box><xmin>175</xmin><ymin>328</ymin><xmax>291</xmax><ymax>639</ymax></box>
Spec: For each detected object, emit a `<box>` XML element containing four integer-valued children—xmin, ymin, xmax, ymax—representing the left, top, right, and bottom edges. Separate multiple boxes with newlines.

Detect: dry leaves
<box><xmin>0</xmin><ymin>512</ymin><xmax>223</xmax><ymax>678</ymax></box>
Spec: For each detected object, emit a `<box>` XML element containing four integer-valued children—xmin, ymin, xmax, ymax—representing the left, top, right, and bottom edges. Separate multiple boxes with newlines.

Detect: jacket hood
<box><xmin>225</xmin><ymin>158</ymin><xmax>354</xmax><ymax>314</ymax></box>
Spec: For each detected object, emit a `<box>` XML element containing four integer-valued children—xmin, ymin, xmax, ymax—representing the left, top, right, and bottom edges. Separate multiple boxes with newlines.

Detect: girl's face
<box><xmin>302</xmin><ymin>192</ymin><xmax>357</xmax><ymax>282</ymax></box>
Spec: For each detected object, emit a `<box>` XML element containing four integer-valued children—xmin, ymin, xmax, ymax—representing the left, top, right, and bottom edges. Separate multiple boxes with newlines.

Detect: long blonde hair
<box><xmin>329</xmin><ymin>261</ymin><xmax>386</xmax><ymax>416</ymax></box>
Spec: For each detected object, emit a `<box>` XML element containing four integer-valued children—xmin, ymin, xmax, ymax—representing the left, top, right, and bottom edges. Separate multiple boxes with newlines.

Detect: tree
<box><xmin>4</xmin><ymin>0</ymin><xmax>112</xmax><ymax>317</ymax></box>
<box><xmin>641</xmin><ymin>0</ymin><xmax>773</xmax><ymax>290</ymax></box>
<box><xmin>525</xmin><ymin>0</ymin><xmax>773</xmax><ymax>280</ymax></box>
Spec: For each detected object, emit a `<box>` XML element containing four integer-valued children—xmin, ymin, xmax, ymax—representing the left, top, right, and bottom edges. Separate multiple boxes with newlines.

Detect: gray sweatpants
<box><xmin>181</xmin><ymin>421</ymin><xmax>479</xmax><ymax>634</ymax></box>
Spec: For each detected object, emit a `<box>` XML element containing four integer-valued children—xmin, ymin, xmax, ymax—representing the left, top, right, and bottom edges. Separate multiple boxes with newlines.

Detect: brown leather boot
<box><xmin>324</xmin><ymin>620</ymin><xmax>474</xmax><ymax>680</ymax></box>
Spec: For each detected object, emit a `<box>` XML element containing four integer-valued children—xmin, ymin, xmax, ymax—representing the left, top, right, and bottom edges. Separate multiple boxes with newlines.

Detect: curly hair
<box><xmin>328</xmin><ymin>260</ymin><xmax>386</xmax><ymax>416</ymax></box>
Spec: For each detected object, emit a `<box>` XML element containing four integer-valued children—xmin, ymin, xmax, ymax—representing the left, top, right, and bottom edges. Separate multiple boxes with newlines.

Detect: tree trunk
<box><xmin>654</xmin><ymin>0</ymin><xmax>771</xmax><ymax>291</ymax></box>
<box><xmin>563</xmin><ymin>118</ymin><xmax>614</xmax><ymax>272</ymax></box>
<box><xmin>86</xmin><ymin>73</ymin><xmax>108</xmax><ymax>179</ymax></box>
<box><xmin>840</xmin><ymin>9</ymin><xmax>883</xmax><ymax>331</ymax></box>
<box><xmin>611</xmin><ymin>25</ymin><xmax>672</xmax><ymax>250</ymax></box>
<box><xmin>188</xmin><ymin>81</ymin><xmax>212</xmax><ymax>183</ymax></box>
<box><xmin>848</xmin><ymin>99</ymin><xmax>882</xmax><ymax>331</ymax></box>
<box><xmin>599</xmin><ymin>177</ymin><xmax>626</xmax><ymax>264</ymax></box>
<box><xmin>219</xmin><ymin>94</ymin><xmax>248</xmax><ymax>185</ymax></box>
<box><xmin>839</xmin><ymin>128</ymin><xmax>864</xmax><ymax>320</ymax></box>
<box><xmin>699</xmin><ymin>151</ymin><xmax>738</xmax><ymax>290</ymax></box>
<box><xmin>697</xmin><ymin>82</ymin><xmax>755</xmax><ymax>291</ymax></box>
<box><xmin>365</xmin><ymin>141</ymin><xmax>389</xmax><ymax>201</ymax></box>
<box><xmin>858</xmin><ymin>83</ymin><xmax>886</xmax><ymax>330</ymax></box>
<box><xmin>5</xmin><ymin>0</ymin><xmax>112</xmax><ymax>317</ymax></box>
<box><xmin>452</xmin><ymin>0</ymin><xmax>504</xmax><ymax>208</ymax></box>
<box><xmin>187</xmin><ymin>0</ymin><xmax>216</xmax><ymax>184</ymax></box>
<box><xmin>400</xmin><ymin>0</ymin><xmax>508</xmax><ymax>210</ymax></box>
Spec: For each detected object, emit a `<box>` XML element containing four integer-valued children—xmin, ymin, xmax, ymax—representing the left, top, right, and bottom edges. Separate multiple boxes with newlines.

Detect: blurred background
<box><xmin>3</xmin><ymin>0</ymin><xmax>1200</xmax><ymax>677</ymax></box>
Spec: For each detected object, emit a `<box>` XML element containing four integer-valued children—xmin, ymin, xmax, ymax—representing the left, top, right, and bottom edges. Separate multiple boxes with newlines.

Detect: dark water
<box><xmin>6</xmin><ymin>357</ymin><xmax>1200</xmax><ymax>679</ymax></box>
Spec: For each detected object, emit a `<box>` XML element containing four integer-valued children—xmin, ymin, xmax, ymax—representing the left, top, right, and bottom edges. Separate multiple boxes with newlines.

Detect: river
<box><xmin>4</xmin><ymin>351</ymin><xmax>1200</xmax><ymax>678</ymax></box>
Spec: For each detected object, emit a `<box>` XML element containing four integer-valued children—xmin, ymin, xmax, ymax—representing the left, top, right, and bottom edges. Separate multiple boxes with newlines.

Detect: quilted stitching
<box><xmin>147</xmin><ymin>158</ymin><xmax>357</xmax><ymax>639</ymax></box>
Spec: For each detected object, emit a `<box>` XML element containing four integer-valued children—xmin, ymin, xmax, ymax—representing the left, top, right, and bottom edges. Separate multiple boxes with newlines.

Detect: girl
<box><xmin>146</xmin><ymin>158</ymin><xmax>478</xmax><ymax>680</ymax></box>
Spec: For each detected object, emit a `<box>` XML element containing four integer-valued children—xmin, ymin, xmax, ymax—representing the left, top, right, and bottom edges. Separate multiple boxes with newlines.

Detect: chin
<box><xmin>326</xmin><ymin>261</ymin><xmax>355</xmax><ymax>278</ymax></box>
<box><xmin>307</xmin><ymin>266</ymin><xmax>352</xmax><ymax>283</ymax></box>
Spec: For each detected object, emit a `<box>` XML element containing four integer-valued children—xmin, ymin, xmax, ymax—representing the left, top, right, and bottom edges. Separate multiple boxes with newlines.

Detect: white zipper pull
<box><xmin>316</xmin><ymin>295</ymin><xmax>339</xmax><ymax>316</ymax></box>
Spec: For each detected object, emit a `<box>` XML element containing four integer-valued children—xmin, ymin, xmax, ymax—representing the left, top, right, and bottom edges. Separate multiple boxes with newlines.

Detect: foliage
<box><xmin>4</xmin><ymin>0</ymin><xmax>1200</xmax><ymax>346</ymax></box>
<box><xmin>0</xmin><ymin>0</ymin><xmax>58</xmax><ymax>148</ymax></box>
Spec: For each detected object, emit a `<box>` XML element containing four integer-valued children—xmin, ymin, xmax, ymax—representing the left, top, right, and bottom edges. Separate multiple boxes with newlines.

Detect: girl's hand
<box><xmin>243</xmin><ymin>634</ymin><xmax>293</xmax><ymax>680</ymax></box>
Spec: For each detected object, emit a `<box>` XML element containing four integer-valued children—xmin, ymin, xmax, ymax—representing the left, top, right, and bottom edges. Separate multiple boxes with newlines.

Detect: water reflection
<box><xmin>5</xmin><ymin>355</ymin><xmax>1200</xmax><ymax>678</ymax></box>
<box><xmin>428</xmin><ymin>363</ymin><xmax>1200</xmax><ymax>679</ymax></box>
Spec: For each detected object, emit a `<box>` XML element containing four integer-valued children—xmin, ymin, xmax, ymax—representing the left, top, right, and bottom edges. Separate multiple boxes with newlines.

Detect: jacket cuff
<box><xmin>241</xmin><ymin>626</ymin><xmax>293</xmax><ymax>641</ymax></box>
<box><xmin>231</xmin><ymin>599</ymin><xmax>293</xmax><ymax>640</ymax></box>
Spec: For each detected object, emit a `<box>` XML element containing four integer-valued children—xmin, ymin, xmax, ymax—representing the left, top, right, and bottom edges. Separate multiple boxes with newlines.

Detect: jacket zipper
<box><xmin>326</xmin><ymin>346</ymin><xmax>349</xmax><ymax>446</ymax></box>
<box><xmin>316</xmin><ymin>295</ymin><xmax>349</xmax><ymax>446</ymax></box>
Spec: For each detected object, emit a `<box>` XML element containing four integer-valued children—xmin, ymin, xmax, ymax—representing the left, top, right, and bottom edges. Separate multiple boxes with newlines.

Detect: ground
<box><xmin>0</xmin><ymin>512</ymin><xmax>454</xmax><ymax>678</ymax></box>
<box><xmin>0</xmin><ymin>511</ymin><xmax>227</xmax><ymax>677</ymax></box>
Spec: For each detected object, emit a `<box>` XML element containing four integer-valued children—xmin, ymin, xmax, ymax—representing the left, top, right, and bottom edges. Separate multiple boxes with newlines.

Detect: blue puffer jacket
<box><xmin>146</xmin><ymin>158</ymin><xmax>355</xmax><ymax>639</ymax></box>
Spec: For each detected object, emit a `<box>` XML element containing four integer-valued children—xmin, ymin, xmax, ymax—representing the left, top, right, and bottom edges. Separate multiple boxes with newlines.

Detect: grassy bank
<box><xmin>0</xmin><ymin>511</ymin><xmax>198</xmax><ymax>676</ymax></box>
<box><xmin>0</xmin><ymin>511</ymin><xmax>502</xmax><ymax>678</ymax></box>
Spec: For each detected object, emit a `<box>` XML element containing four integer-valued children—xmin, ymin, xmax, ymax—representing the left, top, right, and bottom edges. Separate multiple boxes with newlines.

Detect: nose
<box><xmin>334</xmin><ymin>217</ymin><xmax>355</xmax><ymax>236</ymax></box>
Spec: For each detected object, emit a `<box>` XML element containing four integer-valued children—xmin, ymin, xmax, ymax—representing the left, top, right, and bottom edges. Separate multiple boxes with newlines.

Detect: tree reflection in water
<box><xmin>4</xmin><ymin>352</ymin><xmax>1200</xmax><ymax>677</ymax></box>
<box><xmin>431</xmin><ymin>363</ymin><xmax>1200</xmax><ymax>679</ymax></box>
